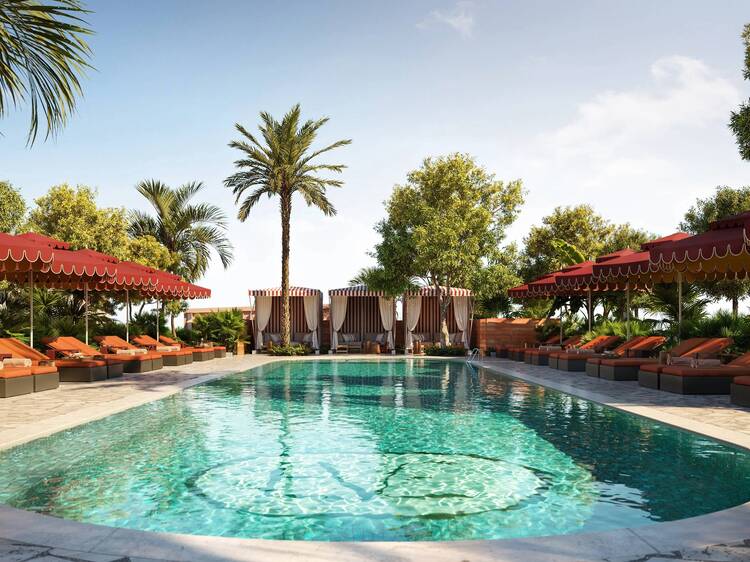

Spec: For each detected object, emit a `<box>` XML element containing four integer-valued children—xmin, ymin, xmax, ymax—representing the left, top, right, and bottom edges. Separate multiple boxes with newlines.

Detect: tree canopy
<box><xmin>0</xmin><ymin>181</ymin><xmax>26</xmax><ymax>233</ymax></box>
<box><xmin>730</xmin><ymin>23</ymin><xmax>750</xmax><ymax>161</ymax></box>
<box><xmin>26</xmin><ymin>184</ymin><xmax>131</xmax><ymax>257</ymax></box>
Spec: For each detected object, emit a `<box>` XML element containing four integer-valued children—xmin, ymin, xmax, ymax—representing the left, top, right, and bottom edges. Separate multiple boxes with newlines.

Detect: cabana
<box><xmin>249</xmin><ymin>287</ymin><xmax>323</xmax><ymax>350</ymax></box>
<box><xmin>402</xmin><ymin>286</ymin><xmax>473</xmax><ymax>352</ymax></box>
<box><xmin>328</xmin><ymin>285</ymin><xmax>396</xmax><ymax>353</ymax></box>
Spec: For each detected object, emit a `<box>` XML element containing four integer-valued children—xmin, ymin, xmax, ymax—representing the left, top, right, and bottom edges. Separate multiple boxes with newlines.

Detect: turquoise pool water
<box><xmin>0</xmin><ymin>359</ymin><xmax>749</xmax><ymax>542</ymax></box>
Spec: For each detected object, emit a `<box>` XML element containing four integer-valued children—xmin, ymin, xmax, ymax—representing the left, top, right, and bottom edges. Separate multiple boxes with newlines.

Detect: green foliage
<box><xmin>520</xmin><ymin>205</ymin><xmax>652</xmax><ymax>281</ymax></box>
<box><xmin>126</xmin><ymin>235</ymin><xmax>174</xmax><ymax>270</ymax></box>
<box><xmin>643</xmin><ymin>283</ymin><xmax>709</xmax><ymax>330</ymax></box>
<box><xmin>470</xmin><ymin>244</ymin><xmax>521</xmax><ymax>318</ymax></box>
<box><xmin>349</xmin><ymin>266</ymin><xmax>415</xmax><ymax>297</ymax></box>
<box><xmin>175</xmin><ymin>327</ymin><xmax>198</xmax><ymax>345</ymax></box>
<box><xmin>26</xmin><ymin>184</ymin><xmax>131</xmax><ymax>257</ymax></box>
<box><xmin>729</xmin><ymin>24</ymin><xmax>750</xmax><ymax>161</ymax></box>
<box><xmin>128</xmin><ymin>311</ymin><xmax>168</xmax><ymax>339</ymax></box>
<box><xmin>0</xmin><ymin>0</ymin><xmax>92</xmax><ymax>144</ymax></box>
<box><xmin>225</xmin><ymin>104</ymin><xmax>351</xmax><ymax>346</ymax></box>
<box><xmin>0</xmin><ymin>181</ymin><xmax>26</xmax><ymax>233</ymax></box>
<box><xmin>191</xmin><ymin>309</ymin><xmax>246</xmax><ymax>352</ymax></box>
<box><xmin>580</xmin><ymin>319</ymin><xmax>655</xmax><ymax>343</ymax></box>
<box><xmin>129</xmin><ymin>180</ymin><xmax>233</xmax><ymax>281</ymax></box>
<box><xmin>424</xmin><ymin>345</ymin><xmax>466</xmax><ymax>356</ymax></box>
<box><xmin>268</xmin><ymin>343</ymin><xmax>310</xmax><ymax>356</ymax></box>
<box><xmin>682</xmin><ymin>310</ymin><xmax>750</xmax><ymax>353</ymax></box>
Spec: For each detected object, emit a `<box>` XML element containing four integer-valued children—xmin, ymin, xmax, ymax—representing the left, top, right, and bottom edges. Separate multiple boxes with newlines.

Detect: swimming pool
<box><xmin>0</xmin><ymin>359</ymin><xmax>748</xmax><ymax>542</ymax></box>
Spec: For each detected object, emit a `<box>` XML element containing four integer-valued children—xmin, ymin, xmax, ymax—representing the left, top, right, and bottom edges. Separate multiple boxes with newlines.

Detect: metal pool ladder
<box><xmin>467</xmin><ymin>348</ymin><xmax>480</xmax><ymax>364</ymax></box>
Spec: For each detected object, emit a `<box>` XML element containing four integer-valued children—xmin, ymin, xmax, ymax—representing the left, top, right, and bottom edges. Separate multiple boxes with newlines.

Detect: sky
<box><xmin>2</xmin><ymin>0</ymin><xmax>750</xmax><ymax>309</ymax></box>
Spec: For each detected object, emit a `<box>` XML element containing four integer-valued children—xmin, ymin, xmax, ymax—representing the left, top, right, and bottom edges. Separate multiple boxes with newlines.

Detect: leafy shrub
<box><xmin>191</xmin><ymin>309</ymin><xmax>246</xmax><ymax>352</ymax></box>
<box><xmin>175</xmin><ymin>327</ymin><xmax>198</xmax><ymax>345</ymax></box>
<box><xmin>128</xmin><ymin>311</ymin><xmax>168</xmax><ymax>338</ymax></box>
<box><xmin>269</xmin><ymin>343</ymin><xmax>310</xmax><ymax>356</ymax></box>
<box><xmin>580</xmin><ymin>319</ymin><xmax>656</xmax><ymax>343</ymax></box>
<box><xmin>424</xmin><ymin>345</ymin><xmax>466</xmax><ymax>356</ymax></box>
<box><xmin>681</xmin><ymin>311</ymin><xmax>750</xmax><ymax>353</ymax></box>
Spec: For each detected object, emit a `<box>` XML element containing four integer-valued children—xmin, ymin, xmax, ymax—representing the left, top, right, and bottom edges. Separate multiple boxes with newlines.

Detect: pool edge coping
<box><xmin>0</xmin><ymin>354</ymin><xmax>749</xmax><ymax>561</ymax></box>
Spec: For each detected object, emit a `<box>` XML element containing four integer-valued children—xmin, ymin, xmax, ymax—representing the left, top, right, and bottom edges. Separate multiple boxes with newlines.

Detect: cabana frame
<box><xmin>328</xmin><ymin>285</ymin><xmax>397</xmax><ymax>353</ymax></box>
<box><xmin>249</xmin><ymin>287</ymin><xmax>323</xmax><ymax>350</ymax></box>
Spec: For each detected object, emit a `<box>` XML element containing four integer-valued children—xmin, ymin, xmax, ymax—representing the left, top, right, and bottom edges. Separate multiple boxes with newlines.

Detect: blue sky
<box><xmin>1</xmin><ymin>1</ymin><xmax>750</xmax><ymax>307</ymax></box>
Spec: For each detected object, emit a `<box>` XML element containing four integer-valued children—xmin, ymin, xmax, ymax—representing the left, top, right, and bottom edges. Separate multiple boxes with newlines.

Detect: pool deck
<box><xmin>1</xmin><ymin>354</ymin><xmax>750</xmax><ymax>562</ymax></box>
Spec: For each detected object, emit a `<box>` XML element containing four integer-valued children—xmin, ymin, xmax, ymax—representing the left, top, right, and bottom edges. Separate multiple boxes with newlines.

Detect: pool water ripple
<box><xmin>0</xmin><ymin>359</ymin><xmax>749</xmax><ymax>541</ymax></box>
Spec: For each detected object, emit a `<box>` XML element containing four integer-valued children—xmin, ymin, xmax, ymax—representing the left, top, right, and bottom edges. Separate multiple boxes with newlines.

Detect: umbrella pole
<box><xmin>156</xmin><ymin>298</ymin><xmax>160</xmax><ymax>341</ymax></box>
<box><xmin>560</xmin><ymin>303</ymin><xmax>565</xmax><ymax>345</ymax></box>
<box><xmin>28</xmin><ymin>270</ymin><xmax>34</xmax><ymax>348</ymax></box>
<box><xmin>587</xmin><ymin>289</ymin><xmax>592</xmax><ymax>333</ymax></box>
<box><xmin>625</xmin><ymin>284</ymin><xmax>631</xmax><ymax>341</ymax></box>
<box><xmin>84</xmin><ymin>284</ymin><xmax>90</xmax><ymax>345</ymax></box>
<box><xmin>677</xmin><ymin>273</ymin><xmax>683</xmax><ymax>341</ymax></box>
<box><xmin>125</xmin><ymin>290</ymin><xmax>130</xmax><ymax>343</ymax></box>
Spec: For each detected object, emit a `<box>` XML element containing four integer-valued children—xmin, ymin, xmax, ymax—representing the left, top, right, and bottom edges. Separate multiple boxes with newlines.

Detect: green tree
<box><xmin>224</xmin><ymin>104</ymin><xmax>351</xmax><ymax>346</ymax></box>
<box><xmin>0</xmin><ymin>0</ymin><xmax>92</xmax><ymax>144</ymax></box>
<box><xmin>26</xmin><ymin>184</ymin><xmax>130</xmax><ymax>257</ymax></box>
<box><xmin>680</xmin><ymin>185</ymin><xmax>750</xmax><ymax>316</ymax></box>
<box><xmin>191</xmin><ymin>309</ymin><xmax>245</xmax><ymax>352</ymax></box>
<box><xmin>370</xmin><ymin>153</ymin><xmax>524</xmax><ymax>344</ymax></box>
<box><xmin>729</xmin><ymin>24</ymin><xmax>750</xmax><ymax>160</ymax></box>
<box><xmin>129</xmin><ymin>180</ymin><xmax>233</xmax><ymax>281</ymax></box>
<box><xmin>125</xmin><ymin>234</ymin><xmax>174</xmax><ymax>270</ymax></box>
<box><xmin>0</xmin><ymin>181</ymin><xmax>26</xmax><ymax>232</ymax></box>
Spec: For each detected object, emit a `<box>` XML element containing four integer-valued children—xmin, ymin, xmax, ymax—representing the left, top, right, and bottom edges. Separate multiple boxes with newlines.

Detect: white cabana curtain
<box><xmin>303</xmin><ymin>294</ymin><xmax>320</xmax><ymax>349</ymax></box>
<box><xmin>330</xmin><ymin>295</ymin><xmax>348</xmax><ymax>350</ymax></box>
<box><xmin>453</xmin><ymin>296</ymin><xmax>470</xmax><ymax>348</ymax></box>
<box><xmin>255</xmin><ymin>296</ymin><xmax>272</xmax><ymax>349</ymax></box>
<box><xmin>405</xmin><ymin>295</ymin><xmax>422</xmax><ymax>351</ymax></box>
<box><xmin>378</xmin><ymin>297</ymin><xmax>395</xmax><ymax>349</ymax></box>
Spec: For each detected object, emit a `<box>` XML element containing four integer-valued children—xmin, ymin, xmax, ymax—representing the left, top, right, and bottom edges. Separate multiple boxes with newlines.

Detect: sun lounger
<box><xmin>599</xmin><ymin>338</ymin><xmax>710</xmax><ymax>381</ymax></box>
<box><xmin>585</xmin><ymin>336</ymin><xmax>665</xmax><ymax>377</ymax></box>
<box><xmin>42</xmin><ymin>336</ymin><xmax>125</xmax><ymax>380</ymax></box>
<box><xmin>638</xmin><ymin>338</ymin><xmax>736</xmax><ymax>391</ymax></box>
<box><xmin>550</xmin><ymin>335</ymin><xmax>622</xmax><ymax>371</ymax></box>
<box><xmin>160</xmin><ymin>335</ymin><xmax>225</xmax><ymax>359</ymax></box>
<box><xmin>0</xmin><ymin>338</ymin><xmax>61</xmax><ymax>391</ymax></box>
<box><xmin>503</xmin><ymin>335</ymin><xmax>561</xmax><ymax>361</ymax></box>
<box><xmin>653</xmin><ymin>352</ymin><xmax>750</xmax><ymax>395</ymax></box>
<box><xmin>731</xmin><ymin>376</ymin><xmax>750</xmax><ymax>407</ymax></box>
<box><xmin>0</xmin><ymin>363</ymin><xmax>35</xmax><ymax>398</ymax></box>
<box><xmin>524</xmin><ymin>336</ymin><xmax>583</xmax><ymax>366</ymax></box>
<box><xmin>132</xmin><ymin>335</ymin><xmax>194</xmax><ymax>366</ymax></box>
<box><xmin>95</xmin><ymin>336</ymin><xmax>163</xmax><ymax>373</ymax></box>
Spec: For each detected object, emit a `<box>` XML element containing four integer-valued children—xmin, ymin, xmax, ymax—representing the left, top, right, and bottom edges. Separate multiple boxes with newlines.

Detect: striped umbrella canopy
<box><xmin>249</xmin><ymin>287</ymin><xmax>322</xmax><ymax>297</ymax></box>
<box><xmin>403</xmin><ymin>286</ymin><xmax>473</xmax><ymax>297</ymax></box>
<box><xmin>329</xmin><ymin>284</ymin><xmax>391</xmax><ymax>297</ymax></box>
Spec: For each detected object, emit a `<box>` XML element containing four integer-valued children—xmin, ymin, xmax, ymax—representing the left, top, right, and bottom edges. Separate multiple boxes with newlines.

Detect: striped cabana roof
<box><xmin>249</xmin><ymin>287</ymin><xmax>322</xmax><ymax>297</ymax></box>
<box><xmin>404</xmin><ymin>286</ymin><xmax>473</xmax><ymax>297</ymax></box>
<box><xmin>329</xmin><ymin>284</ymin><xmax>389</xmax><ymax>297</ymax></box>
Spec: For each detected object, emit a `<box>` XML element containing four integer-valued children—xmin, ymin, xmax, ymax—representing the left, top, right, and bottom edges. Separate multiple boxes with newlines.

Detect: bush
<box><xmin>580</xmin><ymin>319</ymin><xmax>656</xmax><ymax>343</ymax></box>
<box><xmin>424</xmin><ymin>345</ymin><xmax>466</xmax><ymax>357</ymax></box>
<box><xmin>175</xmin><ymin>327</ymin><xmax>198</xmax><ymax>345</ymax></box>
<box><xmin>191</xmin><ymin>309</ymin><xmax>246</xmax><ymax>352</ymax></box>
<box><xmin>268</xmin><ymin>343</ymin><xmax>310</xmax><ymax>356</ymax></box>
<box><xmin>129</xmin><ymin>311</ymin><xmax>168</xmax><ymax>338</ymax></box>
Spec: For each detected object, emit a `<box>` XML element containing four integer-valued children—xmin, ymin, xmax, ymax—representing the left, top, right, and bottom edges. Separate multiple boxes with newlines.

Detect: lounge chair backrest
<box><xmin>669</xmin><ymin>338</ymin><xmax>709</xmax><ymax>357</ymax></box>
<box><xmin>578</xmin><ymin>335</ymin><xmax>609</xmax><ymax>350</ymax></box>
<box><xmin>95</xmin><ymin>335</ymin><xmax>138</xmax><ymax>351</ymax></box>
<box><xmin>610</xmin><ymin>336</ymin><xmax>647</xmax><ymax>355</ymax></box>
<box><xmin>160</xmin><ymin>335</ymin><xmax>180</xmax><ymax>346</ymax></box>
<box><xmin>683</xmin><ymin>337</ymin><xmax>733</xmax><ymax>357</ymax></box>
<box><xmin>562</xmin><ymin>335</ymin><xmax>582</xmax><ymax>347</ymax></box>
<box><xmin>630</xmin><ymin>336</ymin><xmax>666</xmax><ymax>352</ymax></box>
<box><xmin>0</xmin><ymin>338</ymin><xmax>47</xmax><ymax>361</ymax></box>
<box><xmin>593</xmin><ymin>335</ymin><xmax>621</xmax><ymax>351</ymax></box>
<box><xmin>543</xmin><ymin>334</ymin><xmax>561</xmax><ymax>345</ymax></box>
<box><xmin>133</xmin><ymin>334</ymin><xmax>160</xmax><ymax>347</ymax></box>
<box><xmin>57</xmin><ymin>336</ymin><xmax>99</xmax><ymax>356</ymax></box>
<box><xmin>730</xmin><ymin>352</ymin><xmax>750</xmax><ymax>367</ymax></box>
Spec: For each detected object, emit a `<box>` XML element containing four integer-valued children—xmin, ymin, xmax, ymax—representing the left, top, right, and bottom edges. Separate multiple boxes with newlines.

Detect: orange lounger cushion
<box><xmin>30</xmin><ymin>365</ymin><xmax>58</xmax><ymax>375</ymax></box>
<box><xmin>55</xmin><ymin>358</ymin><xmax>107</xmax><ymax>368</ymax></box>
<box><xmin>600</xmin><ymin>358</ymin><xmax>659</xmax><ymax>367</ymax></box>
<box><xmin>734</xmin><ymin>376</ymin><xmax>750</xmax><ymax>386</ymax></box>
<box><xmin>659</xmin><ymin>365</ymin><xmax>750</xmax><ymax>377</ymax></box>
<box><xmin>0</xmin><ymin>366</ymin><xmax>33</xmax><ymax>379</ymax></box>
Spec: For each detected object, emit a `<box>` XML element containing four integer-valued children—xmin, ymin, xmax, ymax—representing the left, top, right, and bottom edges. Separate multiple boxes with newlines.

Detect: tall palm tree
<box><xmin>0</xmin><ymin>0</ymin><xmax>92</xmax><ymax>144</ymax></box>
<box><xmin>224</xmin><ymin>104</ymin><xmax>351</xmax><ymax>346</ymax></box>
<box><xmin>129</xmin><ymin>180</ymin><xmax>234</xmax><ymax>281</ymax></box>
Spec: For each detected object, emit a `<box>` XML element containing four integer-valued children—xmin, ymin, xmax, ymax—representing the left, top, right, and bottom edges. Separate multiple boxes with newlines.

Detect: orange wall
<box><xmin>471</xmin><ymin>318</ymin><xmax>546</xmax><ymax>350</ymax></box>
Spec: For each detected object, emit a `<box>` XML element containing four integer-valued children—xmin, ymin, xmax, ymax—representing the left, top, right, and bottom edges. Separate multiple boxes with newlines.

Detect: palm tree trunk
<box><xmin>438</xmin><ymin>284</ymin><xmax>451</xmax><ymax>347</ymax></box>
<box><xmin>280</xmin><ymin>191</ymin><xmax>292</xmax><ymax>346</ymax></box>
<box><xmin>733</xmin><ymin>296</ymin><xmax>739</xmax><ymax>318</ymax></box>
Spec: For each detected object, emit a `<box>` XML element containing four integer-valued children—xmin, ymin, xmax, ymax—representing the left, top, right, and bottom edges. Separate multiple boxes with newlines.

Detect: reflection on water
<box><xmin>0</xmin><ymin>359</ymin><xmax>748</xmax><ymax>541</ymax></box>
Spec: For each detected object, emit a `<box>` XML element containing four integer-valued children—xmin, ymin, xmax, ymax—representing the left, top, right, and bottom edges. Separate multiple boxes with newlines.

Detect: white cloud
<box><xmin>505</xmin><ymin>55</ymin><xmax>744</xmax><ymax>241</ymax></box>
<box><xmin>417</xmin><ymin>1</ymin><xmax>475</xmax><ymax>38</ymax></box>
